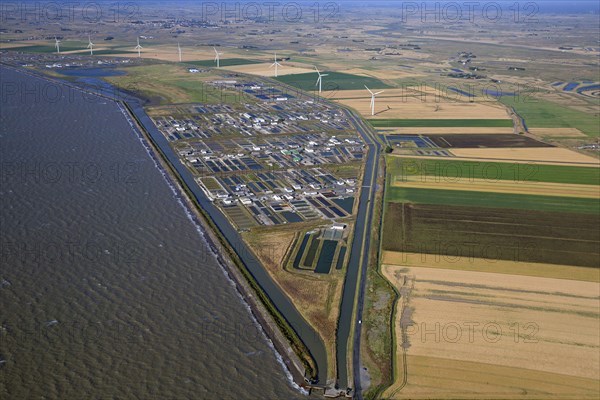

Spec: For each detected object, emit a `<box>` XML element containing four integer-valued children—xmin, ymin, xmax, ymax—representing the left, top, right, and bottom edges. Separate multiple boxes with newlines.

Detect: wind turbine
<box><xmin>54</xmin><ymin>37</ymin><xmax>61</xmax><ymax>54</ymax></box>
<box><xmin>177</xmin><ymin>42</ymin><xmax>182</xmax><ymax>62</ymax></box>
<box><xmin>213</xmin><ymin>47</ymin><xmax>222</xmax><ymax>68</ymax></box>
<box><xmin>134</xmin><ymin>37</ymin><xmax>143</xmax><ymax>58</ymax></box>
<box><xmin>269</xmin><ymin>52</ymin><xmax>282</xmax><ymax>77</ymax></box>
<box><xmin>365</xmin><ymin>85</ymin><xmax>385</xmax><ymax>116</ymax></box>
<box><xmin>87</xmin><ymin>35</ymin><xmax>94</xmax><ymax>55</ymax></box>
<box><xmin>315</xmin><ymin>66</ymin><xmax>328</xmax><ymax>94</ymax></box>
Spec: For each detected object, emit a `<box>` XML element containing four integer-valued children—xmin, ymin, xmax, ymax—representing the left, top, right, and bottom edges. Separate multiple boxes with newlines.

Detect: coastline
<box><xmin>0</xmin><ymin>63</ymin><xmax>314</xmax><ymax>392</ymax></box>
<box><xmin>119</xmin><ymin>100</ymin><xmax>311</xmax><ymax>390</ymax></box>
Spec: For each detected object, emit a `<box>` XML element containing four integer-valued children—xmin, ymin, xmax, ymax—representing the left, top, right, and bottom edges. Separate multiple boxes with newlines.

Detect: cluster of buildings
<box><xmin>197</xmin><ymin>168</ymin><xmax>357</xmax><ymax>228</ymax></box>
<box><xmin>153</xmin><ymin>90</ymin><xmax>350</xmax><ymax>140</ymax></box>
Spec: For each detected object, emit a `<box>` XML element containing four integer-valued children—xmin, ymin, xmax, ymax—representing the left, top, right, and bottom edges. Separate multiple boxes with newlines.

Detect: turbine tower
<box><xmin>87</xmin><ymin>35</ymin><xmax>94</xmax><ymax>55</ymax></box>
<box><xmin>178</xmin><ymin>42</ymin><xmax>182</xmax><ymax>62</ymax></box>
<box><xmin>54</xmin><ymin>37</ymin><xmax>61</xmax><ymax>54</ymax></box>
<box><xmin>269</xmin><ymin>52</ymin><xmax>282</xmax><ymax>77</ymax></box>
<box><xmin>135</xmin><ymin>37</ymin><xmax>143</xmax><ymax>58</ymax></box>
<box><xmin>365</xmin><ymin>85</ymin><xmax>385</xmax><ymax>116</ymax></box>
<box><xmin>213</xmin><ymin>47</ymin><xmax>222</xmax><ymax>68</ymax></box>
<box><xmin>315</xmin><ymin>66</ymin><xmax>328</xmax><ymax>94</ymax></box>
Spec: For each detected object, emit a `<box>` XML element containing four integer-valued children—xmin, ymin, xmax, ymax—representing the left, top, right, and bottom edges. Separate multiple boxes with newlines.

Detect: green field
<box><xmin>387</xmin><ymin>157</ymin><xmax>600</xmax><ymax>185</ymax></box>
<box><xmin>105</xmin><ymin>64</ymin><xmax>241</xmax><ymax>104</ymax></box>
<box><xmin>4</xmin><ymin>44</ymin><xmax>86</xmax><ymax>53</ymax></box>
<box><xmin>382</xmin><ymin>202</ymin><xmax>600</xmax><ymax>268</ymax></box>
<box><xmin>386</xmin><ymin>187</ymin><xmax>600</xmax><ymax>214</ymax></box>
<box><xmin>186</xmin><ymin>58</ymin><xmax>262</xmax><ymax>67</ymax></box>
<box><xmin>275</xmin><ymin>71</ymin><xmax>391</xmax><ymax>92</ymax></box>
<box><xmin>500</xmin><ymin>97</ymin><xmax>599</xmax><ymax>137</ymax></box>
<box><xmin>371</xmin><ymin>119</ymin><xmax>513</xmax><ymax>127</ymax></box>
<box><xmin>86</xmin><ymin>49</ymin><xmax>138</xmax><ymax>55</ymax></box>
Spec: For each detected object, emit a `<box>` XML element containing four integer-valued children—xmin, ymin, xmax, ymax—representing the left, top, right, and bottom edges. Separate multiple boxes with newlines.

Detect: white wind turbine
<box><xmin>134</xmin><ymin>37</ymin><xmax>143</xmax><ymax>58</ymax></box>
<box><xmin>315</xmin><ymin>66</ymin><xmax>328</xmax><ymax>94</ymax></box>
<box><xmin>177</xmin><ymin>42</ymin><xmax>182</xmax><ymax>62</ymax></box>
<box><xmin>269</xmin><ymin>52</ymin><xmax>282</xmax><ymax>77</ymax></box>
<box><xmin>87</xmin><ymin>35</ymin><xmax>95</xmax><ymax>55</ymax></box>
<box><xmin>365</xmin><ymin>85</ymin><xmax>385</xmax><ymax>116</ymax></box>
<box><xmin>213</xmin><ymin>47</ymin><xmax>222</xmax><ymax>68</ymax></box>
<box><xmin>54</xmin><ymin>37</ymin><xmax>61</xmax><ymax>54</ymax></box>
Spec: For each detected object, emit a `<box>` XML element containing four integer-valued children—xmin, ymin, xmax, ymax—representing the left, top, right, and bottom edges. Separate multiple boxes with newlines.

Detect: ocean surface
<box><xmin>0</xmin><ymin>67</ymin><xmax>305</xmax><ymax>399</ymax></box>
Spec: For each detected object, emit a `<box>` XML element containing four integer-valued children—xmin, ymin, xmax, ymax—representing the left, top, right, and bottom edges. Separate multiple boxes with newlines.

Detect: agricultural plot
<box><xmin>449</xmin><ymin>147</ymin><xmax>600</xmax><ymax>165</ymax></box>
<box><xmin>379</xmin><ymin>127</ymin><xmax>515</xmax><ymax>135</ymax></box>
<box><xmin>499</xmin><ymin>97</ymin><xmax>599</xmax><ymax>137</ymax></box>
<box><xmin>386</xmin><ymin>187</ymin><xmax>599</xmax><ymax>214</ymax></box>
<box><xmin>275</xmin><ymin>71</ymin><xmax>391</xmax><ymax>92</ymax></box>
<box><xmin>391</xmin><ymin>178</ymin><xmax>599</xmax><ymax>199</ymax></box>
<box><xmin>3</xmin><ymin>43</ymin><xmax>86</xmax><ymax>53</ymax></box>
<box><xmin>186</xmin><ymin>58</ymin><xmax>263</xmax><ymax>67</ymax></box>
<box><xmin>370</xmin><ymin>119</ymin><xmax>513</xmax><ymax>127</ymax></box>
<box><xmin>221</xmin><ymin>62</ymin><xmax>316</xmax><ymax>77</ymax></box>
<box><xmin>387</xmin><ymin>157</ymin><xmax>600</xmax><ymax>185</ymax></box>
<box><xmin>427</xmin><ymin>134</ymin><xmax>552</xmax><ymax>148</ymax></box>
<box><xmin>528</xmin><ymin>128</ymin><xmax>587</xmax><ymax>138</ymax></box>
<box><xmin>382</xmin><ymin>203</ymin><xmax>600</xmax><ymax>267</ymax></box>
<box><xmin>382</xmin><ymin>265</ymin><xmax>600</xmax><ymax>399</ymax></box>
<box><xmin>337</xmin><ymin>97</ymin><xmax>511</xmax><ymax>120</ymax></box>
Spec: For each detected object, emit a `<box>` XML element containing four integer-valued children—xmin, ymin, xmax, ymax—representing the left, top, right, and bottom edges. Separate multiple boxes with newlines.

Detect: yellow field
<box><xmin>379</xmin><ymin>127</ymin><xmax>515</xmax><ymax>134</ymax></box>
<box><xmin>390</xmin><ymin>176</ymin><xmax>600</xmax><ymax>199</ymax></box>
<box><xmin>528</xmin><ymin>128</ymin><xmax>587</xmax><ymax>137</ymax></box>
<box><xmin>382</xmin><ymin>263</ymin><xmax>600</xmax><ymax>399</ymax></box>
<box><xmin>334</xmin><ymin>95</ymin><xmax>511</xmax><ymax>120</ymax></box>
<box><xmin>340</xmin><ymin>67</ymin><xmax>424</xmax><ymax>80</ymax></box>
<box><xmin>449</xmin><ymin>147</ymin><xmax>600</xmax><ymax>164</ymax></box>
<box><xmin>330</xmin><ymin>89</ymin><xmax>416</xmax><ymax>100</ymax></box>
<box><xmin>390</xmin><ymin>153</ymin><xmax>600</xmax><ymax>167</ymax></box>
<box><xmin>220</xmin><ymin>62</ymin><xmax>315</xmax><ymax>77</ymax></box>
<box><xmin>381</xmin><ymin>251</ymin><xmax>600</xmax><ymax>282</ymax></box>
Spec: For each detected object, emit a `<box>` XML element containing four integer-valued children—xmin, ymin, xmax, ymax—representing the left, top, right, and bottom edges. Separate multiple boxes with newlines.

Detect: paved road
<box><xmin>335</xmin><ymin>109</ymin><xmax>381</xmax><ymax>394</ymax></box>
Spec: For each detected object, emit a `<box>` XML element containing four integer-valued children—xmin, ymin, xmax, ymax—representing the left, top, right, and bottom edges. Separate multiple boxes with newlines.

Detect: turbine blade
<box><xmin>374</xmin><ymin>91</ymin><xmax>384</xmax><ymax>95</ymax></box>
<box><xmin>364</xmin><ymin>85</ymin><xmax>373</xmax><ymax>95</ymax></box>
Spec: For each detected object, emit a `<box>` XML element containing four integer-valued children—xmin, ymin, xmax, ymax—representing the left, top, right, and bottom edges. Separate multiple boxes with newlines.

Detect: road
<box><xmin>335</xmin><ymin>108</ymin><xmax>381</xmax><ymax>395</ymax></box>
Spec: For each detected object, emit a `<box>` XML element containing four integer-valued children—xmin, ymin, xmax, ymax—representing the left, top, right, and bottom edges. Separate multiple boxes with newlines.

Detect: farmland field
<box><xmin>220</xmin><ymin>62</ymin><xmax>316</xmax><ymax>77</ymax></box>
<box><xmin>382</xmin><ymin>265</ymin><xmax>600</xmax><ymax>399</ymax></box>
<box><xmin>3</xmin><ymin>44</ymin><xmax>85</xmax><ymax>53</ymax></box>
<box><xmin>275</xmin><ymin>71</ymin><xmax>391</xmax><ymax>91</ymax></box>
<box><xmin>370</xmin><ymin>119</ymin><xmax>513</xmax><ymax>127</ymax></box>
<box><xmin>186</xmin><ymin>58</ymin><xmax>263</xmax><ymax>67</ymax></box>
<box><xmin>382</xmin><ymin>203</ymin><xmax>600</xmax><ymax>267</ymax></box>
<box><xmin>379</xmin><ymin>127</ymin><xmax>516</xmax><ymax>134</ymax></box>
<box><xmin>338</xmin><ymin>98</ymin><xmax>510</xmax><ymax>120</ymax></box>
<box><xmin>427</xmin><ymin>134</ymin><xmax>552</xmax><ymax>148</ymax></box>
<box><xmin>382</xmin><ymin>251</ymin><xmax>599</xmax><ymax>282</ymax></box>
<box><xmin>499</xmin><ymin>97</ymin><xmax>600</xmax><ymax>137</ymax></box>
<box><xmin>391</xmin><ymin>177</ymin><xmax>599</xmax><ymax>198</ymax></box>
<box><xmin>387</xmin><ymin>157</ymin><xmax>600</xmax><ymax>185</ymax></box>
<box><xmin>386</xmin><ymin>187</ymin><xmax>600</xmax><ymax>213</ymax></box>
<box><xmin>448</xmin><ymin>147</ymin><xmax>600</xmax><ymax>164</ymax></box>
